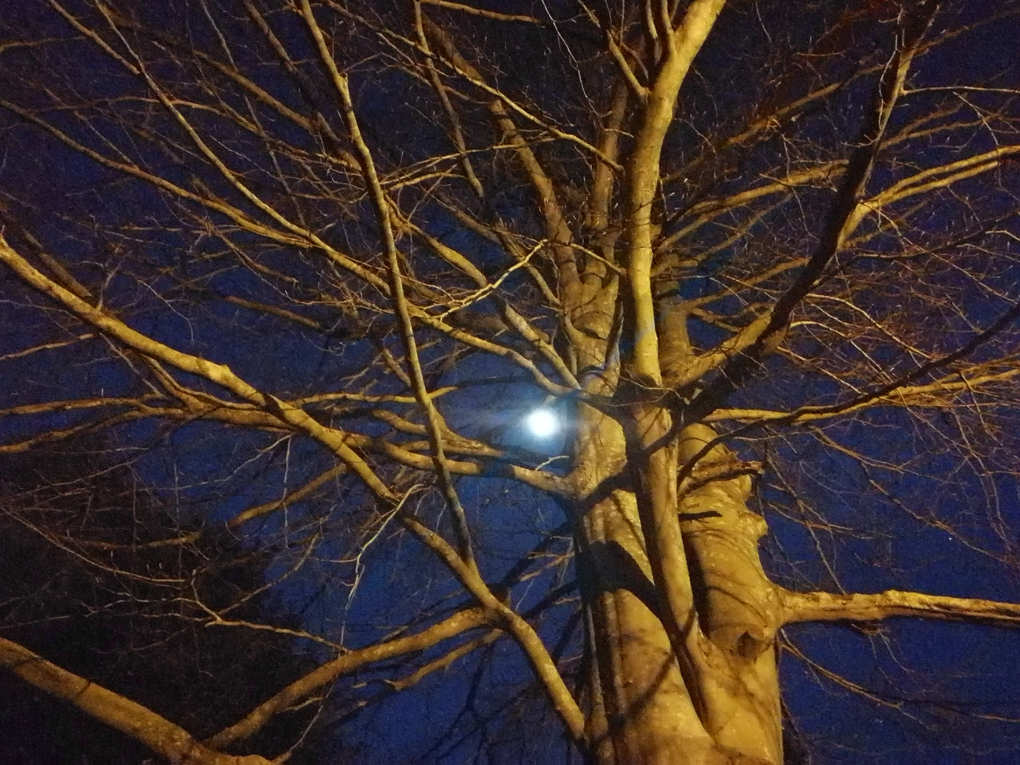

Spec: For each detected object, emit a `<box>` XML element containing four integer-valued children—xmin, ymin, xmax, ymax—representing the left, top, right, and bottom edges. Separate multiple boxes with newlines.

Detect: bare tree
<box><xmin>2</xmin><ymin>0</ymin><xmax>1020</xmax><ymax>762</ymax></box>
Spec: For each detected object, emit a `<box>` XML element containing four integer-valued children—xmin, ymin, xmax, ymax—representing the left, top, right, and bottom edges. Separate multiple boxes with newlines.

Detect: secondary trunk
<box><xmin>571</xmin><ymin>406</ymin><xmax>783</xmax><ymax>764</ymax></box>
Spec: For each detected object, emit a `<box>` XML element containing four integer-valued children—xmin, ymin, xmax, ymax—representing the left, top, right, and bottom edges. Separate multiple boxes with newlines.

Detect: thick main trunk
<box><xmin>572</xmin><ymin>408</ymin><xmax>782</xmax><ymax>764</ymax></box>
<box><xmin>676</xmin><ymin>425</ymin><xmax>783</xmax><ymax>763</ymax></box>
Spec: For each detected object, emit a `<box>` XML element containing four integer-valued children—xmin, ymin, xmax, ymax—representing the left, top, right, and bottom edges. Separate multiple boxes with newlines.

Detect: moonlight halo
<box><xmin>525</xmin><ymin>408</ymin><xmax>559</xmax><ymax>439</ymax></box>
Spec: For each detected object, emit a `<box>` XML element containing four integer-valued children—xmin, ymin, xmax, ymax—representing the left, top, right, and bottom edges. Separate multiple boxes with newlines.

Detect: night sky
<box><xmin>2</xmin><ymin>1</ymin><xmax>1020</xmax><ymax>763</ymax></box>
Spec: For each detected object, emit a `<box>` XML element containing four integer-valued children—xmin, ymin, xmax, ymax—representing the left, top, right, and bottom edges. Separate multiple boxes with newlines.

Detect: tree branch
<box><xmin>0</xmin><ymin>636</ymin><xmax>268</xmax><ymax>765</ymax></box>
<box><xmin>782</xmin><ymin>589</ymin><xmax>1020</xmax><ymax>628</ymax></box>
<box><xmin>207</xmin><ymin>606</ymin><xmax>492</xmax><ymax>748</ymax></box>
<box><xmin>686</xmin><ymin>2</ymin><xmax>939</xmax><ymax>413</ymax></box>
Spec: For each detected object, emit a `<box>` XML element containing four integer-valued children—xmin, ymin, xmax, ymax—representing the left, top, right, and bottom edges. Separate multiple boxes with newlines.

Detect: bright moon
<box><xmin>525</xmin><ymin>409</ymin><xmax>558</xmax><ymax>438</ymax></box>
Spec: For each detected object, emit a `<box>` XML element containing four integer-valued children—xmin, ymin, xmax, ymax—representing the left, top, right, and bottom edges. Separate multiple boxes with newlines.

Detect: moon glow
<box><xmin>525</xmin><ymin>409</ymin><xmax>559</xmax><ymax>438</ymax></box>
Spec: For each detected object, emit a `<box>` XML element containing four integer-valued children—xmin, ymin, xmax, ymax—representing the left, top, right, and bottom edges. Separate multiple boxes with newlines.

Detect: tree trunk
<box><xmin>572</xmin><ymin>407</ymin><xmax>782</xmax><ymax>764</ymax></box>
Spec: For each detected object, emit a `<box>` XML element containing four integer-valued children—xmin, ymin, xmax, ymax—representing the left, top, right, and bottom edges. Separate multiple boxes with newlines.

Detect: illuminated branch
<box><xmin>0</xmin><ymin>233</ymin><xmax>396</xmax><ymax>499</ymax></box>
<box><xmin>397</xmin><ymin>514</ymin><xmax>586</xmax><ymax>744</ymax></box>
<box><xmin>782</xmin><ymin>589</ymin><xmax>1020</xmax><ymax>628</ymax></box>
<box><xmin>0</xmin><ymin>636</ymin><xmax>269</xmax><ymax>765</ymax></box>
<box><xmin>685</xmin><ymin>3</ymin><xmax>940</xmax><ymax>412</ymax></box>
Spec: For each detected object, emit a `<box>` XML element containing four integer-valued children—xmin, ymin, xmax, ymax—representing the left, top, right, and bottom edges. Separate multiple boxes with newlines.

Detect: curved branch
<box><xmin>0</xmin><ymin>636</ymin><xmax>268</xmax><ymax>765</ymax></box>
<box><xmin>0</xmin><ymin>234</ymin><xmax>395</xmax><ymax>501</ymax></box>
<box><xmin>207</xmin><ymin>606</ymin><xmax>492</xmax><ymax>748</ymax></box>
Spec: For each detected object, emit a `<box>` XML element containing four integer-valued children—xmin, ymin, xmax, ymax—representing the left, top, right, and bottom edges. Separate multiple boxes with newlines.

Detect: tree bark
<box><xmin>572</xmin><ymin>406</ymin><xmax>782</xmax><ymax>764</ymax></box>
